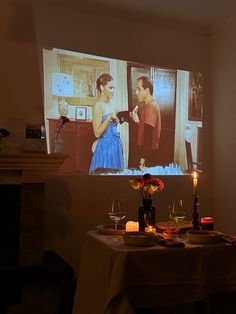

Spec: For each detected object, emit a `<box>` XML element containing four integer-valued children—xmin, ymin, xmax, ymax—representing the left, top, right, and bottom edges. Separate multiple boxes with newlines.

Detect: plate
<box><xmin>156</xmin><ymin>220</ymin><xmax>193</xmax><ymax>232</ymax></box>
<box><xmin>123</xmin><ymin>231</ymin><xmax>156</xmax><ymax>246</ymax></box>
<box><xmin>96</xmin><ymin>224</ymin><xmax>126</xmax><ymax>235</ymax></box>
<box><xmin>186</xmin><ymin>230</ymin><xmax>223</xmax><ymax>244</ymax></box>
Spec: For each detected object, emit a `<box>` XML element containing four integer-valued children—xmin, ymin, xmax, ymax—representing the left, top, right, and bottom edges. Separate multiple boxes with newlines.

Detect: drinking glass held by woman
<box><xmin>89</xmin><ymin>73</ymin><xmax>125</xmax><ymax>174</ymax></box>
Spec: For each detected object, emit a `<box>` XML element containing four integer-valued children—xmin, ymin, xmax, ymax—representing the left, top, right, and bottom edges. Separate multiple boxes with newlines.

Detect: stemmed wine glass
<box><xmin>107</xmin><ymin>199</ymin><xmax>126</xmax><ymax>241</ymax></box>
<box><xmin>168</xmin><ymin>199</ymin><xmax>187</xmax><ymax>231</ymax></box>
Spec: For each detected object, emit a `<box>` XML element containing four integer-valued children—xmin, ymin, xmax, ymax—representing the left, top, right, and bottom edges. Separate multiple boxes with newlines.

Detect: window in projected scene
<box><xmin>43</xmin><ymin>48</ymin><xmax>203</xmax><ymax>176</ymax></box>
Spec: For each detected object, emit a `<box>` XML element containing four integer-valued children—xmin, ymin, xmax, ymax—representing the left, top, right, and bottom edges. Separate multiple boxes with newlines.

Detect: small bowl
<box><xmin>123</xmin><ymin>231</ymin><xmax>156</xmax><ymax>246</ymax></box>
<box><xmin>186</xmin><ymin>230</ymin><xmax>222</xmax><ymax>244</ymax></box>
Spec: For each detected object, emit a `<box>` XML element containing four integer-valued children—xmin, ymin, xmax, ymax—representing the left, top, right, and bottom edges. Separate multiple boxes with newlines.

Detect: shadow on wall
<box><xmin>44</xmin><ymin>176</ymin><xmax>194</xmax><ymax>234</ymax></box>
<box><xmin>44</xmin><ymin>176</ymin><xmax>74</xmax><ymax>243</ymax></box>
<box><xmin>44</xmin><ymin>174</ymin><xmax>195</xmax><ymax>271</ymax></box>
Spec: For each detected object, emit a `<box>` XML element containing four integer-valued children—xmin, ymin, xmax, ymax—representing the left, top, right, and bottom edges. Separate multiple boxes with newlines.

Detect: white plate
<box><xmin>96</xmin><ymin>224</ymin><xmax>125</xmax><ymax>235</ymax></box>
<box><xmin>123</xmin><ymin>231</ymin><xmax>156</xmax><ymax>246</ymax></box>
<box><xmin>186</xmin><ymin>230</ymin><xmax>222</xmax><ymax>244</ymax></box>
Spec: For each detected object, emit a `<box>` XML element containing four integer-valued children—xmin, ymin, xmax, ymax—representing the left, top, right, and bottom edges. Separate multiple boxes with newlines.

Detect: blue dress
<box><xmin>89</xmin><ymin>113</ymin><xmax>125</xmax><ymax>174</ymax></box>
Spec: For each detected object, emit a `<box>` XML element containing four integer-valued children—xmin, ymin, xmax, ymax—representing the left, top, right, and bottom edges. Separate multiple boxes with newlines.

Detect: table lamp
<box><xmin>52</xmin><ymin>72</ymin><xmax>74</xmax><ymax>116</ymax></box>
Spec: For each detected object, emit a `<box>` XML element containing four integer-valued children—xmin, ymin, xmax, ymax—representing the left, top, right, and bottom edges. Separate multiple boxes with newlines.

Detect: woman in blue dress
<box><xmin>89</xmin><ymin>73</ymin><xmax>125</xmax><ymax>174</ymax></box>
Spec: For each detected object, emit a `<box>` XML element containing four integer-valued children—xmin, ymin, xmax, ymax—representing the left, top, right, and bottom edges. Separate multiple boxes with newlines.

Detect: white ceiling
<box><xmin>48</xmin><ymin>0</ymin><xmax>236</xmax><ymax>33</ymax></box>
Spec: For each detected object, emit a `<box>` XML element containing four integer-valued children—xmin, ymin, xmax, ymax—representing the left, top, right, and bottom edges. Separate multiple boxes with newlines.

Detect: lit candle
<box><xmin>126</xmin><ymin>221</ymin><xmax>139</xmax><ymax>232</ymax></box>
<box><xmin>193</xmin><ymin>171</ymin><xmax>198</xmax><ymax>196</ymax></box>
<box><xmin>145</xmin><ymin>225</ymin><xmax>156</xmax><ymax>234</ymax></box>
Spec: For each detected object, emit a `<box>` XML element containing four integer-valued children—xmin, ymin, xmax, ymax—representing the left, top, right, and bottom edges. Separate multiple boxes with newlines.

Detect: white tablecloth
<box><xmin>73</xmin><ymin>231</ymin><xmax>236</xmax><ymax>314</ymax></box>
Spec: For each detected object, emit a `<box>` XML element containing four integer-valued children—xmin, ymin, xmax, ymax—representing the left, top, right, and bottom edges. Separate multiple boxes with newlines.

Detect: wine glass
<box><xmin>107</xmin><ymin>199</ymin><xmax>126</xmax><ymax>240</ymax></box>
<box><xmin>168</xmin><ymin>199</ymin><xmax>187</xmax><ymax>231</ymax></box>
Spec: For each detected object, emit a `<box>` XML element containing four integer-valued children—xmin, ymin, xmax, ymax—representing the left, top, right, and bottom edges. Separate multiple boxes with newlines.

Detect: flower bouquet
<box><xmin>129</xmin><ymin>173</ymin><xmax>164</xmax><ymax>200</ymax></box>
<box><xmin>129</xmin><ymin>173</ymin><xmax>164</xmax><ymax>231</ymax></box>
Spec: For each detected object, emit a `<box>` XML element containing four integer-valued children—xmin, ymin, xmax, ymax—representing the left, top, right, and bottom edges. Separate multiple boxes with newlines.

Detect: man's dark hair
<box><xmin>138</xmin><ymin>76</ymin><xmax>153</xmax><ymax>95</ymax></box>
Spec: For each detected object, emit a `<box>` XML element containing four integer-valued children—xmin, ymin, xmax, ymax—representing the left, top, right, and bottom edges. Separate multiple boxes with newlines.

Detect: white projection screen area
<box><xmin>43</xmin><ymin>48</ymin><xmax>203</xmax><ymax>176</ymax></box>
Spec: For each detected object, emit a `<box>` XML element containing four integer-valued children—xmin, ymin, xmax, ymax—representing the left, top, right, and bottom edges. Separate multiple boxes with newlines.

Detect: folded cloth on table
<box><xmin>222</xmin><ymin>234</ymin><xmax>236</xmax><ymax>245</ymax></box>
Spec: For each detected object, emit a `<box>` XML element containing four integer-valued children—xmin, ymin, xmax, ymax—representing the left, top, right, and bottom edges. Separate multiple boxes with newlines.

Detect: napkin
<box><xmin>156</xmin><ymin>237</ymin><xmax>185</xmax><ymax>248</ymax></box>
<box><xmin>221</xmin><ymin>234</ymin><xmax>236</xmax><ymax>245</ymax></box>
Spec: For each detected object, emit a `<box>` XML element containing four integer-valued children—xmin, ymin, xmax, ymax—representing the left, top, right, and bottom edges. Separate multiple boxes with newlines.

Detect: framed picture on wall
<box><xmin>59</xmin><ymin>54</ymin><xmax>109</xmax><ymax>106</ymax></box>
<box><xmin>75</xmin><ymin>106</ymin><xmax>87</xmax><ymax>121</ymax></box>
<box><xmin>188</xmin><ymin>72</ymin><xmax>203</xmax><ymax>121</ymax></box>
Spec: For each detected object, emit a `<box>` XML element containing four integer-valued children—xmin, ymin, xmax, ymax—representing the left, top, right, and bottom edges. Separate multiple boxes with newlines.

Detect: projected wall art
<box><xmin>43</xmin><ymin>48</ymin><xmax>203</xmax><ymax>176</ymax></box>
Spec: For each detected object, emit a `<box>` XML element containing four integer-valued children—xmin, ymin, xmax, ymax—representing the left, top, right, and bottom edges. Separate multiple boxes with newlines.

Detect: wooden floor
<box><xmin>7</xmin><ymin>279</ymin><xmax>76</xmax><ymax>314</ymax></box>
<box><xmin>1</xmin><ymin>251</ymin><xmax>75</xmax><ymax>314</ymax></box>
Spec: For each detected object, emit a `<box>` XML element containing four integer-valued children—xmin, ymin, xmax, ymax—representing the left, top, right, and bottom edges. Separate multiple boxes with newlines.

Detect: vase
<box><xmin>138</xmin><ymin>198</ymin><xmax>156</xmax><ymax>231</ymax></box>
<box><xmin>51</xmin><ymin>135</ymin><xmax>63</xmax><ymax>154</ymax></box>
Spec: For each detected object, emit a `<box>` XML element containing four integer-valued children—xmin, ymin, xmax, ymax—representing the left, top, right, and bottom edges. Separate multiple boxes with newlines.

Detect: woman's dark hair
<box><xmin>96</xmin><ymin>73</ymin><xmax>113</xmax><ymax>93</ymax></box>
<box><xmin>137</xmin><ymin>76</ymin><xmax>153</xmax><ymax>95</ymax></box>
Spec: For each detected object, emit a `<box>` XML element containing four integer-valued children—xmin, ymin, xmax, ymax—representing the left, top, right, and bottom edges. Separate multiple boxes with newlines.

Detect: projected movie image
<box><xmin>43</xmin><ymin>48</ymin><xmax>203</xmax><ymax>176</ymax></box>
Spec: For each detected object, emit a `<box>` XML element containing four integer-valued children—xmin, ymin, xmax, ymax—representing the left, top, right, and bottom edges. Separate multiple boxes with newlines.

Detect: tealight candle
<box><xmin>145</xmin><ymin>225</ymin><xmax>156</xmax><ymax>234</ymax></box>
<box><xmin>126</xmin><ymin>221</ymin><xmax>139</xmax><ymax>232</ymax></box>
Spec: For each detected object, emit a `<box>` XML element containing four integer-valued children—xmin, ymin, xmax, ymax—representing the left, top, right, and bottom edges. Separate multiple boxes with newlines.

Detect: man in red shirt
<box><xmin>130</xmin><ymin>76</ymin><xmax>161</xmax><ymax>171</ymax></box>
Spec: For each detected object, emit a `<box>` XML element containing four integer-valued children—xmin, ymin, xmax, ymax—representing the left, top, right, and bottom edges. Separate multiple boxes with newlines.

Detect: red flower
<box><xmin>56</xmin><ymin>116</ymin><xmax>70</xmax><ymax>137</ymax></box>
<box><xmin>61</xmin><ymin>116</ymin><xmax>70</xmax><ymax>124</ymax></box>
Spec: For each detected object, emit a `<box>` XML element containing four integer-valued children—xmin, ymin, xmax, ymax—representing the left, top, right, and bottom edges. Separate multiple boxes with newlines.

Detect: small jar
<box><xmin>201</xmin><ymin>217</ymin><xmax>214</xmax><ymax>230</ymax></box>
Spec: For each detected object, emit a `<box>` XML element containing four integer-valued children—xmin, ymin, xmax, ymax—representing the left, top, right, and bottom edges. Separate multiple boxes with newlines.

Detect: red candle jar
<box><xmin>200</xmin><ymin>217</ymin><xmax>214</xmax><ymax>230</ymax></box>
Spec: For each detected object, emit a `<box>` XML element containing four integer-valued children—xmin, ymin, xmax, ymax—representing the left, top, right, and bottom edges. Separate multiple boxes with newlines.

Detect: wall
<box><xmin>0</xmin><ymin>0</ymin><xmax>44</xmax><ymax>151</ymax></box>
<box><xmin>34</xmin><ymin>2</ymin><xmax>212</xmax><ymax>271</ymax></box>
<box><xmin>210</xmin><ymin>16</ymin><xmax>236</xmax><ymax>233</ymax></box>
<box><xmin>1</xmin><ymin>0</ymin><xmax>212</xmax><ymax>272</ymax></box>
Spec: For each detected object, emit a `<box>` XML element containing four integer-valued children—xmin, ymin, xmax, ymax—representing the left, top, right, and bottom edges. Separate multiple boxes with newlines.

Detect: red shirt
<box><xmin>138</xmin><ymin>100</ymin><xmax>161</xmax><ymax>150</ymax></box>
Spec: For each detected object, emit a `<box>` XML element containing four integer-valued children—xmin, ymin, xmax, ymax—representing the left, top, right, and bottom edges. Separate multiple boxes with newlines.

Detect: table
<box><xmin>72</xmin><ymin>231</ymin><xmax>236</xmax><ymax>314</ymax></box>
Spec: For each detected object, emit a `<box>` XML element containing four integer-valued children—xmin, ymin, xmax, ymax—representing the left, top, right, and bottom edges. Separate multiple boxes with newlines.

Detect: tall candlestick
<box><xmin>193</xmin><ymin>171</ymin><xmax>198</xmax><ymax>196</ymax></box>
<box><xmin>192</xmin><ymin>171</ymin><xmax>200</xmax><ymax>230</ymax></box>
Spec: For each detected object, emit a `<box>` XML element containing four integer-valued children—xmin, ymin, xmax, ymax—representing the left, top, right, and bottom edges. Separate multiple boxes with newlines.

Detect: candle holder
<box><xmin>192</xmin><ymin>194</ymin><xmax>200</xmax><ymax>230</ymax></box>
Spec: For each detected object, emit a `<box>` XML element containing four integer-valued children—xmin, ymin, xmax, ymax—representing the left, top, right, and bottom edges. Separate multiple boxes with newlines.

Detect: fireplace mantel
<box><xmin>0</xmin><ymin>153</ymin><xmax>68</xmax><ymax>267</ymax></box>
<box><xmin>0</xmin><ymin>153</ymin><xmax>67</xmax><ymax>184</ymax></box>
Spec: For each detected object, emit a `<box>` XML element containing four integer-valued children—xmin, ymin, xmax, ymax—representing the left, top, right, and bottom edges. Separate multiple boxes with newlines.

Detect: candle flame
<box><xmin>193</xmin><ymin>171</ymin><xmax>197</xmax><ymax>179</ymax></box>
